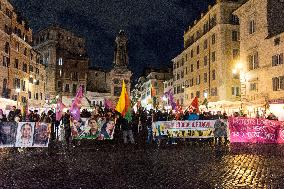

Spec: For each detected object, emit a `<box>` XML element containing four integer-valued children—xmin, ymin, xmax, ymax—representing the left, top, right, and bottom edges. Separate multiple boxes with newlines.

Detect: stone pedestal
<box><xmin>109</xmin><ymin>66</ymin><xmax>132</xmax><ymax>104</ymax></box>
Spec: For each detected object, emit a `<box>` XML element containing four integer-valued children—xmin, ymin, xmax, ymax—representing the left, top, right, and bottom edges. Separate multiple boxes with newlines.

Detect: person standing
<box><xmin>8</xmin><ymin>106</ymin><xmax>16</xmax><ymax>122</ymax></box>
<box><xmin>117</xmin><ymin>114</ymin><xmax>135</xmax><ymax>144</ymax></box>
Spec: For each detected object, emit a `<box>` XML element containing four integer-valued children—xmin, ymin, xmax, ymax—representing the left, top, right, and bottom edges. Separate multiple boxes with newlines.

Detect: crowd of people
<box><xmin>0</xmin><ymin>105</ymin><xmax>280</xmax><ymax>147</ymax></box>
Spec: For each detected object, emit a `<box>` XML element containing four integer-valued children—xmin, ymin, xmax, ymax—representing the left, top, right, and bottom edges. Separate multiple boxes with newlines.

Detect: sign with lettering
<box><xmin>229</xmin><ymin>117</ymin><xmax>284</xmax><ymax>143</ymax></box>
<box><xmin>152</xmin><ymin>120</ymin><xmax>226</xmax><ymax>139</ymax></box>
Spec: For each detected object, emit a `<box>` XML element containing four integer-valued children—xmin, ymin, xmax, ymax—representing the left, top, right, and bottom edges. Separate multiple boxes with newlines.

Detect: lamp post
<box><xmin>15</xmin><ymin>88</ymin><xmax>20</xmax><ymax>108</ymax></box>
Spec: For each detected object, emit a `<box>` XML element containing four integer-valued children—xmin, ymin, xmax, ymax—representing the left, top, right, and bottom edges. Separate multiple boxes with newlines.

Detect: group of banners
<box><xmin>152</xmin><ymin>120</ymin><xmax>227</xmax><ymax>139</ymax></box>
<box><xmin>152</xmin><ymin>118</ymin><xmax>284</xmax><ymax>144</ymax></box>
<box><xmin>71</xmin><ymin>118</ymin><xmax>115</xmax><ymax>140</ymax></box>
<box><xmin>0</xmin><ymin>122</ymin><xmax>50</xmax><ymax>147</ymax></box>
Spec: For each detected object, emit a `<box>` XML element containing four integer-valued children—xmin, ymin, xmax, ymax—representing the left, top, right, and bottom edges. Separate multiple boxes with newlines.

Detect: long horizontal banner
<box><xmin>229</xmin><ymin>117</ymin><xmax>284</xmax><ymax>143</ymax></box>
<box><xmin>0</xmin><ymin>122</ymin><xmax>51</xmax><ymax>147</ymax></box>
<box><xmin>71</xmin><ymin>118</ymin><xmax>115</xmax><ymax>140</ymax></box>
<box><xmin>152</xmin><ymin>120</ymin><xmax>227</xmax><ymax>139</ymax></box>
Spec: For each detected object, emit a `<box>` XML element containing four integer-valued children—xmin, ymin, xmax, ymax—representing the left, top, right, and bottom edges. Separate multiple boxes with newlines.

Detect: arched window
<box><xmin>4</xmin><ymin>42</ymin><xmax>9</xmax><ymax>54</ymax></box>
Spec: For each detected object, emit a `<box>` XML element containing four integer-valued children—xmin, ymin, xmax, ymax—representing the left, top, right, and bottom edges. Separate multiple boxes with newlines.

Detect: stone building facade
<box><xmin>173</xmin><ymin>0</ymin><xmax>246</xmax><ymax>112</ymax></box>
<box><xmin>0</xmin><ymin>0</ymin><xmax>46</xmax><ymax>109</ymax></box>
<box><xmin>234</xmin><ymin>0</ymin><xmax>284</xmax><ymax>119</ymax></box>
<box><xmin>33</xmin><ymin>26</ymin><xmax>89</xmax><ymax>100</ymax></box>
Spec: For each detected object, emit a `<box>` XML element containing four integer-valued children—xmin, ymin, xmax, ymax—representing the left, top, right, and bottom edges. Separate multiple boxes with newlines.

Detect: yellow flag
<box><xmin>115</xmin><ymin>80</ymin><xmax>130</xmax><ymax>117</ymax></box>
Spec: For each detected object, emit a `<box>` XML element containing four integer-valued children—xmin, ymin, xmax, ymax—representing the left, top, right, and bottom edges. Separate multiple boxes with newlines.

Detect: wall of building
<box><xmin>0</xmin><ymin>0</ymin><xmax>46</xmax><ymax>108</ymax></box>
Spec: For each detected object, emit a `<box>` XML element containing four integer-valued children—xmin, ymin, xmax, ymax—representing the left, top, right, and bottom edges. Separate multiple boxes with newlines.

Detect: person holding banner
<box><xmin>17</xmin><ymin>123</ymin><xmax>33</xmax><ymax>146</ymax></box>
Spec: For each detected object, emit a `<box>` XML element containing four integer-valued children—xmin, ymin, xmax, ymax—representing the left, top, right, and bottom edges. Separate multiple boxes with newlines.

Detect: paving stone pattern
<box><xmin>0</xmin><ymin>143</ymin><xmax>284</xmax><ymax>189</ymax></box>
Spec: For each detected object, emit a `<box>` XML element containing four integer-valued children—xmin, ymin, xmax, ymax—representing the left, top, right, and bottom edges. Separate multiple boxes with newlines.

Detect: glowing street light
<box><xmin>204</xmin><ymin>92</ymin><xmax>208</xmax><ymax>98</ymax></box>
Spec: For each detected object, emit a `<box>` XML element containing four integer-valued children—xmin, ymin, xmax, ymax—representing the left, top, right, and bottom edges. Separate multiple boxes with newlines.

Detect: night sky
<box><xmin>10</xmin><ymin>0</ymin><xmax>214</xmax><ymax>80</ymax></box>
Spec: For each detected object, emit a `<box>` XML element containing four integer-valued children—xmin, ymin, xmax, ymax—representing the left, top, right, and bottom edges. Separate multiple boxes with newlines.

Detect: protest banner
<box><xmin>0</xmin><ymin>122</ymin><xmax>51</xmax><ymax>148</ymax></box>
<box><xmin>152</xmin><ymin>120</ymin><xmax>227</xmax><ymax>139</ymax></box>
<box><xmin>229</xmin><ymin>117</ymin><xmax>284</xmax><ymax>143</ymax></box>
<box><xmin>71</xmin><ymin>118</ymin><xmax>115</xmax><ymax>140</ymax></box>
<box><xmin>0</xmin><ymin>122</ymin><xmax>17</xmax><ymax>147</ymax></box>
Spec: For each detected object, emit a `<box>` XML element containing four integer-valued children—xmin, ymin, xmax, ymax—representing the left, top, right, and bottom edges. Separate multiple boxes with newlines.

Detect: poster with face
<box><xmin>15</xmin><ymin>122</ymin><xmax>35</xmax><ymax>147</ymax></box>
<box><xmin>0</xmin><ymin>122</ymin><xmax>17</xmax><ymax>147</ymax></box>
<box><xmin>71</xmin><ymin>117</ymin><xmax>115</xmax><ymax>140</ymax></box>
<box><xmin>32</xmin><ymin>122</ymin><xmax>51</xmax><ymax>147</ymax></box>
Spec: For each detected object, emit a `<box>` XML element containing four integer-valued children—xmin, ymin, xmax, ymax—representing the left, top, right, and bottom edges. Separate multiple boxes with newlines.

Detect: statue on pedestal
<box><xmin>114</xmin><ymin>30</ymin><xmax>129</xmax><ymax>68</ymax></box>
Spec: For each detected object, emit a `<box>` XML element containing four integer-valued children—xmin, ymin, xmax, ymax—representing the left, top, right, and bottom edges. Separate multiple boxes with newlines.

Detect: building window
<box><xmin>212</xmin><ymin>34</ymin><xmax>216</xmax><ymax>44</ymax></box>
<box><xmin>197</xmin><ymin>61</ymin><xmax>200</xmax><ymax>69</ymax></box>
<box><xmin>248</xmin><ymin>52</ymin><xmax>259</xmax><ymax>70</ymax></box>
<box><xmin>211</xmin><ymin>87</ymin><xmax>218</xmax><ymax>96</ymax></box>
<box><xmin>204</xmin><ymin>39</ymin><xmax>208</xmax><ymax>49</ymax></box>
<box><xmin>4</xmin><ymin>42</ymin><xmax>10</xmax><ymax>54</ymax></box>
<box><xmin>22</xmin><ymin>63</ymin><xmax>27</xmax><ymax>72</ymax></box>
<box><xmin>197</xmin><ymin>45</ymin><xmax>200</xmax><ymax>54</ymax></box>
<box><xmin>212</xmin><ymin>52</ymin><xmax>216</xmax><ymax>62</ymax></box>
<box><xmin>173</xmin><ymin>63</ymin><xmax>176</xmax><ymax>69</ymax></box>
<box><xmin>274</xmin><ymin>37</ymin><xmax>280</xmax><ymax>46</ymax></box>
<box><xmin>40</xmin><ymin>93</ymin><xmax>43</xmax><ymax>100</ymax></box>
<box><xmin>191</xmin><ymin>64</ymin><xmax>194</xmax><ymax>72</ymax></box>
<box><xmin>72</xmin><ymin>84</ymin><xmax>77</xmax><ymax>94</ymax></box>
<box><xmin>58</xmin><ymin>58</ymin><xmax>63</xmax><ymax>66</ymax></box>
<box><xmin>233</xmin><ymin>49</ymin><xmax>240</xmax><ymax>59</ymax></box>
<box><xmin>16</xmin><ymin>42</ymin><xmax>20</xmax><ymax>52</ymax></box>
<box><xmin>231</xmin><ymin>15</ymin><xmax>239</xmax><ymax>25</ymax></box>
<box><xmin>191</xmin><ymin>49</ymin><xmax>194</xmax><ymax>58</ymax></box>
<box><xmin>204</xmin><ymin>73</ymin><xmax>207</xmax><ymax>83</ymax></box>
<box><xmin>185</xmin><ymin>67</ymin><xmax>188</xmax><ymax>75</ymax></box>
<box><xmin>3</xmin><ymin>56</ymin><xmax>10</xmax><ymax>67</ymax></box>
<box><xmin>29</xmin><ymin>65</ymin><xmax>33</xmax><ymax>72</ymax></box>
<box><xmin>204</xmin><ymin>56</ymin><xmax>208</xmax><ymax>66</ymax></box>
<box><xmin>272</xmin><ymin>54</ymin><xmax>283</xmax><ymax>66</ymax></box>
<box><xmin>196</xmin><ymin>75</ymin><xmax>201</xmax><ymax>85</ymax></box>
<box><xmin>190</xmin><ymin>78</ymin><xmax>194</xmax><ymax>87</ymax></box>
<box><xmin>249</xmin><ymin>20</ymin><xmax>255</xmax><ymax>34</ymax></box>
<box><xmin>36</xmin><ymin>93</ymin><xmax>38</xmax><ymax>100</ymax></box>
<box><xmin>272</xmin><ymin>76</ymin><xmax>284</xmax><ymax>91</ymax></box>
<box><xmin>28</xmin><ymin>91</ymin><xmax>31</xmax><ymax>99</ymax></box>
<box><xmin>14</xmin><ymin>59</ymin><xmax>19</xmax><ymax>69</ymax></box>
<box><xmin>250</xmin><ymin>83</ymin><xmax>257</xmax><ymax>91</ymax></box>
<box><xmin>57</xmin><ymin>81</ymin><xmax>62</xmax><ymax>92</ymax></box>
<box><xmin>232</xmin><ymin>86</ymin><xmax>240</xmax><ymax>96</ymax></box>
<box><xmin>65</xmin><ymin>84</ymin><xmax>70</xmax><ymax>92</ymax></box>
<box><xmin>36</xmin><ymin>68</ymin><xmax>39</xmax><ymax>75</ymax></box>
<box><xmin>21</xmin><ymin>80</ymin><xmax>26</xmax><ymax>91</ymax></box>
<box><xmin>212</xmin><ymin>70</ymin><xmax>216</xmax><ymax>80</ymax></box>
<box><xmin>196</xmin><ymin>91</ymin><xmax>200</xmax><ymax>98</ymax></box>
<box><xmin>232</xmin><ymin>31</ymin><xmax>238</xmax><ymax>41</ymax></box>
<box><xmin>59</xmin><ymin>70</ymin><xmax>62</xmax><ymax>77</ymax></box>
<box><xmin>72</xmin><ymin>72</ymin><xmax>78</xmax><ymax>80</ymax></box>
<box><xmin>14</xmin><ymin>78</ymin><xmax>20</xmax><ymax>88</ymax></box>
<box><xmin>24</xmin><ymin>48</ymin><xmax>27</xmax><ymax>56</ymax></box>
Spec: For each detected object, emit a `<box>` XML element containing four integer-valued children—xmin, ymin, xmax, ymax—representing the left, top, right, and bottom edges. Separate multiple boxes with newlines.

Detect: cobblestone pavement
<box><xmin>0</xmin><ymin>142</ymin><xmax>284</xmax><ymax>189</ymax></box>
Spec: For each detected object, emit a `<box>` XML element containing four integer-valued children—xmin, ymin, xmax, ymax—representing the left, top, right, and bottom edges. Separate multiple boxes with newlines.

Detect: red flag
<box><xmin>191</xmin><ymin>97</ymin><xmax>199</xmax><ymax>113</ymax></box>
<box><xmin>70</xmin><ymin>86</ymin><xmax>83</xmax><ymax>121</ymax></box>
<box><xmin>56</xmin><ymin>100</ymin><xmax>66</xmax><ymax>121</ymax></box>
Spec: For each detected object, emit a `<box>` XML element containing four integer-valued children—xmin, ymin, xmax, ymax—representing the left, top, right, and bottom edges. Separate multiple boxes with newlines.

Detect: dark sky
<box><xmin>10</xmin><ymin>0</ymin><xmax>214</xmax><ymax>79</ymax></box>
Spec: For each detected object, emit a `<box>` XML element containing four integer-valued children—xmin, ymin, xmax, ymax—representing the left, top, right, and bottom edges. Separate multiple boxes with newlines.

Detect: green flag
<box><xmin>125</xmin><ymin>107</ymin><xmax>132</xmax><ymax>122</ymax></box>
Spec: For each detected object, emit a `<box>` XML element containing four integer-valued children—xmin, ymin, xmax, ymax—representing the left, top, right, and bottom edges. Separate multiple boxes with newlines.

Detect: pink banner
<box><xmin>229</xmin><ymin>117</ymin><xmax>284</xmax><ymax>143</ymax></box>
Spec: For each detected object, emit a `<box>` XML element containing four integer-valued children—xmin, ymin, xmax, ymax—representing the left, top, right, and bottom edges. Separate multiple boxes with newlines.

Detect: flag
<box><xmin>115</xmin><ymin>80</ymin><xmax>130</xmax><ymax>117</ymax></box>
<box><xmin>191</xmin><ymin>97</ymin><xmax>199</xmax><ymax>113</ymax></box>
<box><xmin>70</xmin><ymin>85</ymin><xmax>83</xmax><ymax>121</ymax></box>
<box><xmin>202</xmin><ymin>98</ymin><xmax>208</xmax><ymax>109</ymax></box>
<box><xmin>164</xmin><ymin>89</ymin><xmax>176</xmax><ymax>110</ymax></box>
<box><xmin>151</xmin><ymin>83</ymin><xmax>156</xmax><ymax>97</ymax></box>
<box><xmin>175</xmin><ymin>100</ymin><xmax>183</xmax><ymax>113</ymax></box>
<box><xmin>124</xmin><ymin>107</ymin><xmax>132</xmax><ymax>122</ymax></box>
<box><xmin>56</xmin><ymin>100</ymin><xmax>66</xmax><ymax>121</ymax></box>
<box><xmin>104</xmin><ymin>98</ymin><xmax>114</xmax><ymax>110</ymax></box>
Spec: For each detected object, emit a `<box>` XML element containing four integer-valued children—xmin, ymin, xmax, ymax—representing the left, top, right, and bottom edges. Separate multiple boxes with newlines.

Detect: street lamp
<box><xmin>204</xmin><ymin>91</ymin><xmax>208</xmax><ymax>98</ymax></box>
<box><xmin>15</xmin><ymin>88</ymin><xmax>20</xmax><ymax>108</ymax></box>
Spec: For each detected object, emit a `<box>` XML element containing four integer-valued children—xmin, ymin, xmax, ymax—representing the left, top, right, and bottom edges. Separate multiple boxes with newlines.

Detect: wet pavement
<box><xmin>0</xmin><ymin>142</ymin><xmax>284</xmax><ymax>189</ymax></box>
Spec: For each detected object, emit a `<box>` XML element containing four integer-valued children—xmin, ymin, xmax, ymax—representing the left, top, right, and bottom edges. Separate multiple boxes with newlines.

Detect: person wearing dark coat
<box><xmin>117</xmin><ymin>114</ymin><xmax>135</xmax><ymax>144</ymax></box>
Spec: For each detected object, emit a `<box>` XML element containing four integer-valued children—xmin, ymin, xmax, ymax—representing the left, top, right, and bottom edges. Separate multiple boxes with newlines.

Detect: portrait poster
<box><xmin>32</xmin><ymin>122</ymin><xmax>51</xmax><ymax>147</ymax></box>
<box><xmin>0</xmin><ymin>122</ymin><xmax>17</xmax><ymax>147</ymax></box>
<box><xmin>15</xmin><ymin>122</ymin><xmax>35</xmax><ymax>147</ymax></box>
<box><xmin>71</xmin><ymin>118</ymin><xmax>115</xmax><ymax>140</ymax></box>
